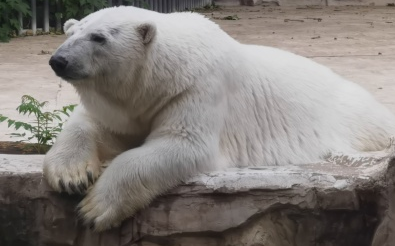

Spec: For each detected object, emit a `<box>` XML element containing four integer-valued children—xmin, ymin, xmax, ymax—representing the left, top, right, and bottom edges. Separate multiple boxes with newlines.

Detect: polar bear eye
<box><xmin>90</xmin><ymin>33</ymin><xmax>106</xmax><ymax>44</ymax></box>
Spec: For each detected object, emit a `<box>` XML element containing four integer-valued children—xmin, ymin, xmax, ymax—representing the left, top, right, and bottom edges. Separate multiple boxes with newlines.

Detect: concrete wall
<box><xmin>217</xmin><ymin>0</ymin><xmax>395</xmax><ymax>6</ymax></box>
<box><xmin>1</xmin><ymin>147</ymin><xmax>395</xmax><ymax>245</ymax></box>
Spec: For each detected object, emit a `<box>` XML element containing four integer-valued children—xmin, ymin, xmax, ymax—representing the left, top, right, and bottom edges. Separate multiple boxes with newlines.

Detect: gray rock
<box><xmin>1</xmin><ymin>144</ymin><xmax>394</xmax><ymax>246</ymax></box>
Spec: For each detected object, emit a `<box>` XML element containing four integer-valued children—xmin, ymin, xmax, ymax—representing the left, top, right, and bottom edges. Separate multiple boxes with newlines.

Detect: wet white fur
<box><xmin>44</xmin><ymin>6</ymin><xmax>395</xmax><ymax>231</ymax></box>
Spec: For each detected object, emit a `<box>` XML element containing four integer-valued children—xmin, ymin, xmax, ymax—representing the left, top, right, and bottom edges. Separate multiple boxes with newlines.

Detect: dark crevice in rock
<box><xmin>137</xmin><ymin>203</ymin><xmax>379</xmax><ymax>246</ymax></box>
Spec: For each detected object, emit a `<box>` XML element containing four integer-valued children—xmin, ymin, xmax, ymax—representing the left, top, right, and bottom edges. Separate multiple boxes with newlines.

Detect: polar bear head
<box><xmin>49</xmin><ymin>7</ymin><xmax>156</xmax><ymax>84</ymax></box>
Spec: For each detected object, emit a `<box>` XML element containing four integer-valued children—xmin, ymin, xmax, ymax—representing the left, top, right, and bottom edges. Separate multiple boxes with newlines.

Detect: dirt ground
<box><xmin>1</xmin><ymin>5</ymin><xmax>395</xmax><ymax>141</ymax></box>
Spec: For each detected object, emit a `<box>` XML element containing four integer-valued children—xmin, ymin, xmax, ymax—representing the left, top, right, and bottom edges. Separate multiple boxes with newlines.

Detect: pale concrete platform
<box><xmin>1</xmin><ymin>5</ymin><xmax>395</xmax><ymax>140</ymax></box>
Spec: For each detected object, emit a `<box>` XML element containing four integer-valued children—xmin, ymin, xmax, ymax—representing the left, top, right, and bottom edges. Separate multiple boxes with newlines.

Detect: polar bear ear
<box><xmin>136</xmin><ymin>23</ymin><xmax>156</xmax><ymax>44</ymax></box>
<box><xmin>64</xmin><ymin>19</ymin><xmax>79</xmax><ymax>36</ymax></box>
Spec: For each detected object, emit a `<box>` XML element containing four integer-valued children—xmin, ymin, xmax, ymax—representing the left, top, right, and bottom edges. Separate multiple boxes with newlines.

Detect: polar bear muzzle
<box><xmin>49</xmin><ymin>55</ymin><xmax>68</xmax><ymax>76</ymax></box>
<box><xmin>49</xmin><ymin>53</ymin><xmax>88</xmax><ymax>81</ymax></box>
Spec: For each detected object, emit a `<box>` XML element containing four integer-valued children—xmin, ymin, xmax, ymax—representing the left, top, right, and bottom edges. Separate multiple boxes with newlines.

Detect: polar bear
<box><xmin>44</xmin><ymin>6</ymin><xmax>395</xmax><ymax>231</ymax></box>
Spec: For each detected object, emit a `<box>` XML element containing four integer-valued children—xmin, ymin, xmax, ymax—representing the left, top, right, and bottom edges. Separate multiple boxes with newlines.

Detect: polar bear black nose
<box><xmin>49</xmin><ymin>55</ymin><xmax>68</xmax><ymax>74</ymax></box>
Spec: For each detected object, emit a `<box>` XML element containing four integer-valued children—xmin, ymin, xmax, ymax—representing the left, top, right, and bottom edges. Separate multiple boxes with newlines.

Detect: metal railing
<box><xmin>122</xmin><ymin>0</ymin><xmax>213</xmax><ymax>12</ymax></box>
<box><xmin>25</xmin><ymin>0</ymin><xmax>213</xmax><ymax>35</ymax></box>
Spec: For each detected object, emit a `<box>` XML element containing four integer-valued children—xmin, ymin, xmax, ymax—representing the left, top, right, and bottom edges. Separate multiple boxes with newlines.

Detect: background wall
<box><xmin>216</xmin><ymin>0</ymin><xmax>395</xmax><ymax>6</ymax></box>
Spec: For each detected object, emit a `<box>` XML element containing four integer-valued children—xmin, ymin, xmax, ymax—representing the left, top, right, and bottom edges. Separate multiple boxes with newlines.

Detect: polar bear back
<box><xmin>219</xmin><ymin>44</ymin><xmax>395</xmax><ymax>166</ymax></box>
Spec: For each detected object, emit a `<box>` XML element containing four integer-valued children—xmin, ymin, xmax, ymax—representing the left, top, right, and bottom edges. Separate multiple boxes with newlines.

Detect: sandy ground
<box><xmin>0</xmin><ymin>5</ymin><xmax>395</xmax><ymax>141</ymax></box>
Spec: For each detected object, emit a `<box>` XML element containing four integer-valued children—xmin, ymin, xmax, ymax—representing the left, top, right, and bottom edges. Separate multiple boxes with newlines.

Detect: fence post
<box><xmin>44</xmin><ymin>0</ymin><xmax>49</xmax><ymax>32</ymax></box>
<box><xmin>55</xmin><ymin>0</ymin><xmax>62</xmax><ymax>32</ymax></box>
<box><xmin>149</xmin><ymin>0</ymin><xmax>154</xmax><ymax>10</ymax></box>
<box><xmin>18</xmin><ymin>12</ymin><xmax>23</xmax><ymax>36</ymax></box>
<box><xmin>31</xmin><ymin>0</ymin><xmax>37</xmax><ymax>35</ymax></box>
<box><xmin>153</xmin><ymin>0</ymin><xmax>157</xmax><ymax>11</ymax></box>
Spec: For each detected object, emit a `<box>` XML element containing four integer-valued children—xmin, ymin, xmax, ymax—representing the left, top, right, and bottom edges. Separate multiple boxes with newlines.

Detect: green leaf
<box><xmin>83</xmin><ymin>8</ymin><xmax>92</xmax><ymax>15</ymax></box>
<box><xmin>39</xmin><ymin>101</ymin><xmax>49</xmax><ymax>107</ymax></box>
<box><xmin>7</xmin><ymin>119</ymin><xmax>15</xmax><ymax>127</ymax></box>
<box><xmin>0</xmin><ymin>115</ymin><xmax>8</xmax><ymax>122</ymax></box>
<box><xmin>23</xmin><ymin>123</ymin><xmax>32</xmax><ymax>130</ymax></box>
<box><xmin>61</xmin><ymin>111</ymin><xmax>70</xmax><ymax>117</ymax></box>
<box><xmin>14</xmin><ymin>121</ymin><xmax>23</xmax><ymax>130</ymax></box>
<box><xmin>54</xmin><ymin>12</ymin><xmax>62</xmax><ymax>19</ymax></box>
<box><xmin>53</xmin><ymin>114</ymin><xmax>62</xmax><ymax>121</ymax></box>
<box><xmin>9</xmin><ymin>18</ymin><xmax>20</xmax><ymax>30</ymax></box>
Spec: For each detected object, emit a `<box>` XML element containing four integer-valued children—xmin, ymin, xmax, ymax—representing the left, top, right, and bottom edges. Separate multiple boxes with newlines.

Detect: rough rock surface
<box><xmin>1</xmin><ymin>143</ymin><xmax>395</xmax><ymax>246</ymax></box>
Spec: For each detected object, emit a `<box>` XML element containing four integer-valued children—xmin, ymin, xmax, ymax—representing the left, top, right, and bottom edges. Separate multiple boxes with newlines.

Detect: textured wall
<box><xmin>234</xmin><ymin>0</ymin><xmax>395</xmax><ymax>6</ymax></box>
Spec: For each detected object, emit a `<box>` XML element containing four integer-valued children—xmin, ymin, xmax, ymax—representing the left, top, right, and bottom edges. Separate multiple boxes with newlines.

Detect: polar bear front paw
<box><xmin>43</xmin><ymin>155</ymin><xmax>102</xmax><ymax>195</ymax></box>
<box><xmin>77</xmin><ymin>181</ymin><xmax>130</xmax><ymax>231</ymax></box>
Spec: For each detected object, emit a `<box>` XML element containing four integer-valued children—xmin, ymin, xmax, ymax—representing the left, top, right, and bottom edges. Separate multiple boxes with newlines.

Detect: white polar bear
<box><xmin>44</xmin><ymin>6</ymin><xmax>395</xmax><ymax>231</ymax></box>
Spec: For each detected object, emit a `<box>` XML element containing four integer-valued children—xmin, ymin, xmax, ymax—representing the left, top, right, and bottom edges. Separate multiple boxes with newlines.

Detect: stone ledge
<box><xmin>0</xmin><ymin>149</ymin><xmax>394</xmax><ymax>246</ymax></box>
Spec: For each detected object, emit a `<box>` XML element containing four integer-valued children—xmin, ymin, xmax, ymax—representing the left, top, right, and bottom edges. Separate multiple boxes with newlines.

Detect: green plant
<box><xmin>1</xmin><ymin>0</ymin><xmax>151</xmax><ymax>42</ymax></box>
<box><xmin>63</xmin><ymin>0</ymin><xmax>108</xmax><ymax>20</ymax></box>
<box><xmin>192</xmin><ymin>3</ymin><xmax>220</xmax><ymax>13</ymax></box>
<box><xmin>0</xmin><ymin>0</ymin><xmax>31</xmax><ymax>42</ymax></box>
<box><xmin>202</xmin><ymin>2</ymin><xmax>220</xmax><ymax>11</ymax></box>
<box><xmin>0</xmin><ymin>95</ymin><xmax>77</xmax><ymax>153</ymax></box>
<box><xmin>222</xmin><ymin>15</ymin><xmax>239</xmax><ymax>20</ymax></box>
<box><xmin>124</xmin><ymin>0</ymin><xmax>149</xmax><ymax>9</ymax></box>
